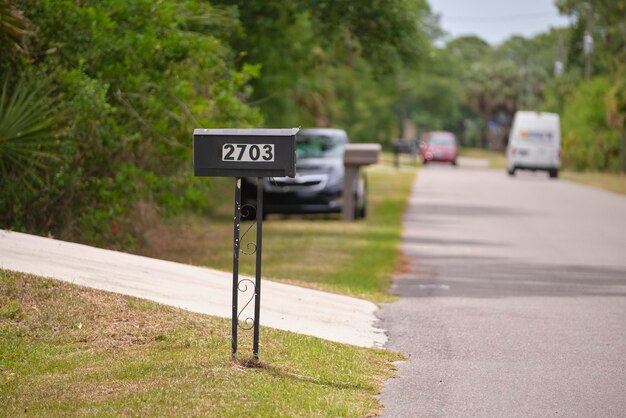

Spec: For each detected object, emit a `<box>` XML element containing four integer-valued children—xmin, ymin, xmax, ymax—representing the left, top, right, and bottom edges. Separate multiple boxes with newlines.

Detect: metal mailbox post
<box><xmin>193</xmin><ymin>128</ymin><xmax>298</xmax><ymax>360</ymax></box>
<box><xmin>392</xmin><ymin>140</ymin><xmax>417</xmax><ymax>168</ymax></box>
<box><xmin>342</xmin><ymin>144</ymin><xmax>381</xmax><ymax>221</ymax></box>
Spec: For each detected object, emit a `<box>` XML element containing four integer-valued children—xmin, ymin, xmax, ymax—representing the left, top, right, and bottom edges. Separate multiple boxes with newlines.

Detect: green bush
<box><xmin>561</xmin><ymin>77</ymin><xmax>622</xmax><ymax>172</ymax></box>
<box><xmin>1</xmin><ymin>0</ymin><xmax>260</xmax><ymax>245</ymax></box>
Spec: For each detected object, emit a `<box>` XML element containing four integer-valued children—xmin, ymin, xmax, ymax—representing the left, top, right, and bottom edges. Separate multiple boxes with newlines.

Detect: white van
<box><xmin>506</xmin><ymin>111</ymin><xmax>561</xmax><ymax>178</ymax></box>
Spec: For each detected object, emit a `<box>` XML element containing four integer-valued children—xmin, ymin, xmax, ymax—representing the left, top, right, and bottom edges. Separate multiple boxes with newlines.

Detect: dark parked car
<box><xmin>420</xmin><ymin>131</ymin><xmax>458</xmax><ymax>165</ymax></box>
<box><xmin>242</xmin><ymin>128</ymin><xmax>367</xmax><ymax>219</ymax></box>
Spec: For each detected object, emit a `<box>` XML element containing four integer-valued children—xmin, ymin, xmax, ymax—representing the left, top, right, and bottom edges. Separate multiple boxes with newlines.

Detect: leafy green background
<box><xmin>1</xmin><ymin>0</ymin><xmax>624</xmax><ymax>246</ymax></box>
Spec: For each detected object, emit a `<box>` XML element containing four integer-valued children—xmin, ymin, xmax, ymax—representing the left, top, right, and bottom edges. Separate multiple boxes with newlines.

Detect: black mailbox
<box><xmin>193</xmin><ymin>128</ymin><xmax>298</xmax><ymax>178</ymax></box>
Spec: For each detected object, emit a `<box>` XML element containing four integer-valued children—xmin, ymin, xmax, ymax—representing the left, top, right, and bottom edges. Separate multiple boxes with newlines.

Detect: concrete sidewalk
<box><xmin>0</xmin><ymin>230</ymin><xmax>385</xmax><ymax>348</ymax></box>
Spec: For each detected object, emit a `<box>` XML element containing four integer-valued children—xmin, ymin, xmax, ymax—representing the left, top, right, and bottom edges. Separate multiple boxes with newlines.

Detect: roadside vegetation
<box><xmin>561</xmin><ymin>172</ymin><xmax>626</xmax><ymax>196</ymax></box>
<box><xmin>0</xmin><ymin>0</ymin><xmax>430</xmax><ymax>249</ymax></box>
<box><xmin>0</xmin><ymin>270</ymin><xmax>402</xmax><ymax>416</ymax></box>
<box><xmin>458</xmin><ymin>147</ymin><xmax>507</xmax><ymax>169</ymax></box>
<box><xmin>1</xmin><ymin>0</ymin><xmax>624</xmax><ymax>249</ymax></box>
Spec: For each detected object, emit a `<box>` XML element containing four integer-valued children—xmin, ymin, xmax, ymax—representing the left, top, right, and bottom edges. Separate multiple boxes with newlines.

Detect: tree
<box><xmin>464</xmin><ymin>61</ymin><xmax>519</xmax><ymax>150</ymax></box>
<box><xmin>446</xmin><ymin>35</ymin><xmax>491</xmax><ymax>64</ymax></box>
<box><xmin>556</xmin><ymin>0</ymin><xmax>626</xmax><ymax>72</ymax></box>
<box><xmin>394</xmin><ymin>48</ymin><xmax>463</xmax><ymax>138</ymax></box>
<box><xmin>2</xmin><ymin>0</ymin><xmax>261</xmax><ymax>243</ymax></box>
<box><xmin>214</xmin><ymin>0</ymin><xmax>434</xmax><ymax>145</ymax></box>
<box><xmin>556</xmin><ymin>0</ymin><xmax>626</xmax><ymax>171</ymax></box>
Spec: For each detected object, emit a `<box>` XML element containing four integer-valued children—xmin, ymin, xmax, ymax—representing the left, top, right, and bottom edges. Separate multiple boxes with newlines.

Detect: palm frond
<box><xmin>0</xmin><ymin>73</ymin><xmax>65</xmax><ymax>193</ymax></box>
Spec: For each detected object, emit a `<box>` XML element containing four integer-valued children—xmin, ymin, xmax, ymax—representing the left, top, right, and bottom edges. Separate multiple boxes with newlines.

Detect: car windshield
<box><xmin>296</xmin><ymin>135</ymin><xmax>344</xmax><ymax>159</ymax></box>
<box><xmin>427</xmin><ymin>136</ymin><xmax>455</xmax><ymax>146</ymax></box>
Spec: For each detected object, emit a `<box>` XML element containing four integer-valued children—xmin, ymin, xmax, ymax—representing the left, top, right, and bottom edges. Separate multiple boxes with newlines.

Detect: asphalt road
<box><xmin>379</xmin><ymin>162</ymin><xmax>626</xmax><ymax>417</ymax></box>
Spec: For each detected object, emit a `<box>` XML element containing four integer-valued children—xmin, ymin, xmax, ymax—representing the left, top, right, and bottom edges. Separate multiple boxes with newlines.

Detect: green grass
<box><xmin>378</xmin><ymin>150</ymin><xmax>420</xmax><ymax>168</ymax></box>
<box><xmin>562</xmin><ymin>171</ymin><xmax>626</xmax><ymax>196</ymax></box>
<box><xmin>0</xmin><ymin>270</ymin><xmax>403</xmax><ymax>416</ymax></box>
<box><xmin>136</xmin><ymin>162</ymin><xmax>417</xmax><ymax>302</ymax></box>
<box><xmin>458</xmin><ymin>147</ymin><xmax>507</xmax><ymax>168</ymax></box>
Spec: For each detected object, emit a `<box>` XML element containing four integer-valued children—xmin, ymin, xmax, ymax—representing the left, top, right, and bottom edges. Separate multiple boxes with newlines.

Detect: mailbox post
<box><xmin>342</xmin><ymin>144</ymin><xmax>381</xmax><ymax>221</ymax></box>
<box><xmin>193</xmin><ymin>128</ymin><xmax>297</xmax><ymax>360</ymax></box>
<box><xmin>393</xmin><ymin>140</ymin><xmax>417</xmax><ymax>168</ymax></box>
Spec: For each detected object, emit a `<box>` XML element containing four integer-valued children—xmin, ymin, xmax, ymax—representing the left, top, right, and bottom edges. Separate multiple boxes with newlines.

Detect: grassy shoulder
<box><xmin>561</xmin><ymin>171</ymin><xmax>626</xmax><ymax>196</ymax></box>
<box><xmin>1</xmin><ymin>270</ymin><xmax>402</xmax><ymax>416</ymax></box>
<box><xmin>458</xmin><ymin>147</ymin><xmax>507</xmax><ymax>169</ymax></box>
<box><xmin>136</xmin><ymin>162</ymin><xmax>417</xmax><ymax>302</ymax></box>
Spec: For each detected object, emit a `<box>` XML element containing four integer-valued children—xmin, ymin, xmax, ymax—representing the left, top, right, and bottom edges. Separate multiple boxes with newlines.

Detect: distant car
<box><xmin>506</xmin><ymin>111</ymin><xmax>561</xmax><ymax>178</ymax></box>
<box><xmin>242</xmin><ymin>128</ymin><xmax>367</xmax><ymax>219</ymax></box>
<box><xmin>420</xmin><ymin>131</ymin><xmax>458</xmax><ymax>165</ymax></box>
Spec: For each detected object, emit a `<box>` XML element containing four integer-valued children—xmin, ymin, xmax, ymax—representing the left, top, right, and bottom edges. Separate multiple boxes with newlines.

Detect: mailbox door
<box><xmin>193</xmin><ymin>129</ymin><xmax>297</xmax><ymax>178</ymax></box>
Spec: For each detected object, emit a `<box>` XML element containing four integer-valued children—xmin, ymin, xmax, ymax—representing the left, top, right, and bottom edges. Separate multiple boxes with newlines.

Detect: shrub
<box><xmin>561</xmin><ymin>77</ymin><xmax>622</xmax><ymax>171</ymax></box>
<box><xmin>1</xmin><ymin>0</ymin><xmax>261</xmax><ymax>246</ymax></box>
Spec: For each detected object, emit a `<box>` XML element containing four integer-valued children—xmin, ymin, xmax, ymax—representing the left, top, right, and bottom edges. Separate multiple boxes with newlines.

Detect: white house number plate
<box><xmin>222</xmin><ymin>143</ymin><xmax>274</xmax><ymax>162</ymax></box>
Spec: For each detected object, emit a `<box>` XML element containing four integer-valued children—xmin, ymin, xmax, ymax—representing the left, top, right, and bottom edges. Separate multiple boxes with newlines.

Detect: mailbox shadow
<box><xmin>405</xmin><ymin>203</ymin><xmax>533</xmax><ymax>219</ymax></box>
<box><xmin>392</xmin><ymin>254</ymin><xmax>626</xmax><ymax>299</ymax></box>
<box><xmin>402</xmin><ymin>235</ymin><xmax>510</xmax><ymax>248</ymax></box>
<box><xmin>268</xmin><ymin>367</ymin><xmax>366</xmax><ymax>390</ymax></box>
<box><xmin>235</xmin><ymin>358</ymin><xmax>366</xmax><ymax>390</ymax></box>
<box><xmin>392</xmin><ymin>199</ymin><xmax>626</xmax><ymax>299</ymax></box>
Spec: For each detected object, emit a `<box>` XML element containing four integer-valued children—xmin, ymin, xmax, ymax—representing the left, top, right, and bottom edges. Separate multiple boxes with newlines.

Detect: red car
<box><xmin>420</xmin><ymin>131</ymin><xmax>458</xmax><ymax>165</ymax></box>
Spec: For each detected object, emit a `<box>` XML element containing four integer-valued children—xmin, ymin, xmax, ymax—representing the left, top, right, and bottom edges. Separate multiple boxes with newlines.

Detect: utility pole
<box><xmin>583</xmin><ymin>3</ymin><xmax>593</xmax><ymax>80</ymax></box>
<box><xmin>620</xmin><ymin>129</ymin><xmax>626</xmax><ymax>174</ymax></box>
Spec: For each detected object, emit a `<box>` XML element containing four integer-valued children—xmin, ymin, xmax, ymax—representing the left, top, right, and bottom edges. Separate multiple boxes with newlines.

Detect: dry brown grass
<box><xmin>562</xmin><ymin>171</ymin><xmax>626</xmax><ymax>195</ymax></box>
<box><xmin>1</xmin><ymin>270</ymin><xmax>402</xmax><ymax>416</ymax></box>
<box><xmin>2</xmin><ymin>270</ymin><xmax>223</xmax><ymax>351</ymax></box>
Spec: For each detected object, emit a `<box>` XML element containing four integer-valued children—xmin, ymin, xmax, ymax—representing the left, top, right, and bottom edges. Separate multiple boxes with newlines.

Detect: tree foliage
<box><xmin>556</xmin><ymin>0</ymin><xmax>626</xmax><ymax>71</ymax></box>
<box><xmin>2</xmin><ymin>0</ymin><xmax>440</xmax><ymax>244</ymax></box>
<box><xmin>446</xmin><ymin>35</ymin><xmax>491</xmax><ymax>64</ymax></box>
<box><xmin>554</xmin><ymin>0</ymin><xmax>626</xmax><ymax>171</ymax></box>
<box><xmin>2</xmin><ymin>0</ymin><xmax>260</xmax><ymax>244</ymax></box>
<box><xmin>561</xmin><ymin>77</ymin><xmax>621</xmax><ymax>171</ymax></box>
<box><xmin>0</xmin><ymin>73</ymin><xmax>64</xmax><ymax>196</ymax></box>
<box><xmin>3</xmin><ymin>0</ymin><xmax>624</xmax><ymax>244</ymax></box>
<box><xmin>0</xmin><ymin>0</ymin><xmax>36</xmax><ymax>62</ymax></box>
<box><xmin>214</xmin><ymin>0</ymin><xmax>434</xmax><ymax>143</ymax></box>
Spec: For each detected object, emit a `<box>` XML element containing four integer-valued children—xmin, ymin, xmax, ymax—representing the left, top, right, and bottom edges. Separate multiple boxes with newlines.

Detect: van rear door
<box><xmin>509</xmin><ymin>112</ymin><xmax>560</xmax><ymax>169</ymax></box>
<box><xmin>517</xmin><ymin>130</ymin><xmax>557</xmax><ymax>166</ymax></box>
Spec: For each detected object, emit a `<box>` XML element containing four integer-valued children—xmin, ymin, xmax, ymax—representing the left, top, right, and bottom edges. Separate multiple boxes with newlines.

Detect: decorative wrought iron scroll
<box><xmin>239</xmin><ymin>204</ymin><xmax>258</xmax><ymax>255</ymax></box>
<box><xmin>236</xmin><ymin>279</ymin><xmax>256</xmax><ymax>330</ymax></box>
